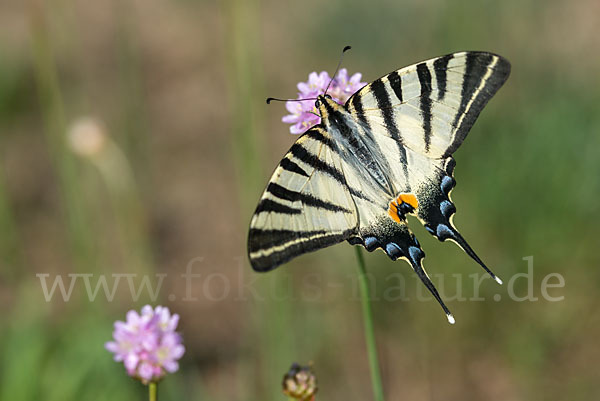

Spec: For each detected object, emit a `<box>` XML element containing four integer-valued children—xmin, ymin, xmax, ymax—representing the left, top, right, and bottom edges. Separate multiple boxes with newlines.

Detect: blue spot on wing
<box><xmin>436</xmin><ymin>224</ymin><xmax>453</xmax><ymax>240</ymax></box>
<box><xmin>408</xmin><ymin>246</ymin><xmax>424</xmax><ymax>263</ymax></box>
<box><xmin>364</xmin><ymin>237</ymin><xmax>377</xmax><ymax>246</ymax></box>
<box><xmin>364</xmin><ymin>236</ymin><xmax>378</xmax><ymax>251</ymax></box>
<box><xmin>441</xmin><ymin>176</ymin><xmax>454</xmax><ymax>194</ymax></box>
<box><xmin>385</xmin><ymin>242</ymin><xmax>403</xmax><ymax>259</ymax></box>
<box><xmin>439</xmin><ymin>200</ymin><xmax>455</xmax><ymax>218</ymax></box>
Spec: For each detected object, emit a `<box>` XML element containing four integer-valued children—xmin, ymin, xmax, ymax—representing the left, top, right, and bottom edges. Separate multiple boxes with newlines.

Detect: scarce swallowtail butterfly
<box><xmin>248</xmin><ymin>51</ymin><xmax>510</xmax><ymax>322</ymax></box>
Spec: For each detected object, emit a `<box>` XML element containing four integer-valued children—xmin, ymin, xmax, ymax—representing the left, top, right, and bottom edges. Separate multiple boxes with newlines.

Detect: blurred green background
<box><xmin>1</xmin><ymin>0</ymin><xmax>599</xmax><ymax>400</ymax></box>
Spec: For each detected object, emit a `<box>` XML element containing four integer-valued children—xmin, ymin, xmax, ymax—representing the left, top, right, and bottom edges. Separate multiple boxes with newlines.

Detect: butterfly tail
<box><xmin>418</xmin><ymin>158</ymin><xmax>501</xmax><ymax>284</ymax></box>
<box><xmin>354</xmin><ymin>218</ymin><xmax>454</xmax><ymax>323</ymax></box>
<box><xmin>405</xmin><ymin>245</ymin><xmax>455</xmax><ymax>324</ymax></box>
<box><xmin>442</xmin><ymin>225</ymin><xmax>502</xmax><ymax>285</ymax></box>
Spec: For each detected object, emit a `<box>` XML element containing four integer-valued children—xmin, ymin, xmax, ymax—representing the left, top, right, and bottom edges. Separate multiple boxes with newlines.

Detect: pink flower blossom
<box><xmin>282</xmin><ymin>69</ymin><xmax>366</xmax><ymax>134</ymax></box>
<box><xmin>105</xmin><ymin>305</ymin><xmax>185</xmax><ymax>383</ymax></box>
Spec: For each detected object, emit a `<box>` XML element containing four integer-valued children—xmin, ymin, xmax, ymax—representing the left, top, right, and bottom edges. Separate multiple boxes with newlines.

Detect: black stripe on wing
<box><xmin>280</xmin><ymin>157</ymin><xmax>309</xmax><ymax>177</ymax></box>
<box><xmin>304</xmin><ymin>128</ymin><xmax>335</xmax><ymax>149</ymax></box>
<box><xmin>432</xmin><ymin>54</ymin><xmax>453</xmax><ymax>101</ymax></box>
<box><xmin>250</xmin><ymin>228</ymin><xmax>327</xmax><ymax>249</ymax></box>
<box><xmin>359</xmin><ymin>78</ymin><xmax>409</xmax><ymax>179</ymax></box>
<box><xmin>304</xmin><ymin>128</ymin><xmax>380</xmax><ymax>204</ymax></box>
<box><xmin>249</xmin><ymin>228</ymin><xmax>355</xmax><ymax>272</ymax></box>
<box><xmin>445</xmin><ymin>52</ymin><xmax>511</xmax><ymax>157</ymax></box>
<box><xmin>416</xmin><ymin>63</ymin><xmax>433</xmax><ymax>153</ymax></box>
<box><xmin>267</xmin><ymin>182</ymin><xmax>353</xmax><ymax>213</ymax></box>
<box><xmin>370</xmin><ymin>80</ymin><xmax>401</xmax><ymax>142</ymax></box>
<box><xmin>255</xmin><ymin>199</ymin><xmax>301</xmax><ymax>215</ymax></box>
<box><xmin>289</xmin><ymin>143</ymin><xmax>345</xmax><ymax>184</ymax></box>
<box><xmin>350</xmin><ymin>92</ymin><xmax>370</xmax><ymax>129</ymax></box>
<box><xmin>289</xmin><ymin>141</ymin><xmax>373</xmax><ymax>203</ymax></box>
<box><xmin>387</xmin><ymin>71</ymin><xmax>403</xmax><ymax>102</ymax></box>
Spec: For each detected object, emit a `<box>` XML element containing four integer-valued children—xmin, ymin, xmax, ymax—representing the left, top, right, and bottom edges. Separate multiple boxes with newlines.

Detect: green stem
<box><xmin>354</xmin><ymin>247</ymin><xmax>385</xmax><ymax>401</ymax></box>
<box><xmin>148</xmin><ymin>382</ymin><xmax>157</xmax><ymax>401</ymax></box>
<box><xmin>29</xmin><ymin>0</ymin><xmax>96</xmax><ymax>270</ymax></box>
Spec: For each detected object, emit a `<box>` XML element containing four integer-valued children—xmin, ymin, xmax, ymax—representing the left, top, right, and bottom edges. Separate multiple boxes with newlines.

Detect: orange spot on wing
<box><xmin>388</xmin><ymin>206</ymin><xmax>401</xmax><ymax>223</ymax></box>
<box><xmin>397</xmin><ymin>193</ymin><xmax>419</xmax><ymax>210</ymax></box>
<box><xmin>388</xmin><ymin>193</ymin><xmax>419</xmax><ymax>224</ymax></box>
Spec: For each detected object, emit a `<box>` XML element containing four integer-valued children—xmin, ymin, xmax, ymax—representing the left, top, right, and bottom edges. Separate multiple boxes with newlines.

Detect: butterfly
<box><xmin>247</xmin><ymin>51</ymin><xmax>510</xmax><ymax>322</ymax></box>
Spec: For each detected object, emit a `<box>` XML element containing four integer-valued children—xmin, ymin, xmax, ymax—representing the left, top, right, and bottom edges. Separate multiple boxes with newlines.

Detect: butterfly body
<box><xmin>317</xmin><ymin>95</ymin><xmax>397</xmax><ymax>201</ymax></box>
<box><xmin>248</xmin><ymin>51</ymin><xmax>510</xmax><ymax>320</ymax></box>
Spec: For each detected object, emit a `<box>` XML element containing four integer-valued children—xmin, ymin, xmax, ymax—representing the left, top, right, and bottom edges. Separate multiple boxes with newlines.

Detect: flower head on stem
<box><xmin>282</xmin><ymin>69</ymin><xmax>366</xmax><ymax>134</ymax></box>
<box><xmin>105</xmin><ymin>305</ymin><xmax>185</xmax><ymax>384</ymax></box>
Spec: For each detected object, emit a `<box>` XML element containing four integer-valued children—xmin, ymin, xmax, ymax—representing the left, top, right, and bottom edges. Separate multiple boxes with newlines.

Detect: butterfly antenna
<box><xmin>267</xmin><ymin>45</ymin><xmax>351</xmax><ymax>104</ymax></box>
<box><xmin>266</xmin><ymin>97</ymin><xmax>318</xmax><ymax>104</ymax></box>
<box><xmin>324</xmin><ymin>45</ymin><xmax>352</xmax><ymax>95</ymax></box>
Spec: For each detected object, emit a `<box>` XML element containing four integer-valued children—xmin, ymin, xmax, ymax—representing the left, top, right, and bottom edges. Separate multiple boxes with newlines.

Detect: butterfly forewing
<box><xmin>346</xmin><ymin>51</ymin><xmax>511</xmax><ymax>159</ymax></box>
<box><xmin>248</xmin><ymin>127</ymin><xmax>358</xmax><ymax>272</ymax></box>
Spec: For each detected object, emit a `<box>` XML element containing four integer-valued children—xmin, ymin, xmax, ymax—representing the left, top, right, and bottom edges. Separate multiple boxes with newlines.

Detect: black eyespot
<box><xmin>324</xmin><ymin>94</ymin><xmax>332</xmax><ymax>99</ymax></box>
<box><xmin>315</xmin><ymin>99</ymin><xmax>321</xmax><ymax>108</ymax></box>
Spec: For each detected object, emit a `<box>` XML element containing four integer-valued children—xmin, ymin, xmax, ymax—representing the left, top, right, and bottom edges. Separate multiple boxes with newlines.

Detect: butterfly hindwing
<box><xmin>343</xmin><ymin>51</ymin><xmax>508</xmax><ymax>280</ymax></box>
<box><xmin>348</xmin><ymin>210</ymin><xmax>455</xmax><ymax>321</ymax></box>
<box><xmin>248</xmin><ymin>127</ymin><xmax>358</xmax><ymax>272</ymax></box>
<box><xmin>411</xmin><ymin>156</ymin><xmax>501</xmax><ymax>282</ymax></box>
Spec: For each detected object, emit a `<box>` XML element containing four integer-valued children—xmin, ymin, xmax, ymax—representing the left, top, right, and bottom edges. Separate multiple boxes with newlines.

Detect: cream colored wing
<box><xmin>248</xmin><ymin>127</ymin><xmax>359</xmax><ymax>272</ymax></box>
<box><xmin>346</xmin><ymin>51</ymin><xmax>510</xmax><ymax>159</ymax></box>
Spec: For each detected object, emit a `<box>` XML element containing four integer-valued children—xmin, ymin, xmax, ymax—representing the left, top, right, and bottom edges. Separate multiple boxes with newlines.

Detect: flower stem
<box><xmin>354</xmin><ymin>247</ymin><xmax>385</xmax><ymax>401</ymax></box>
<box><xmin>148</xmin><ymin>382</ymin><xmax>157</xmax><ymax>401</ymax></box>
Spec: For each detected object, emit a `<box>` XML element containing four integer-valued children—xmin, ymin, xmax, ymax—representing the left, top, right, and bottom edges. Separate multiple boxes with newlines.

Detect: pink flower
<box><xmin>105</xmin><ymin>305</ymin><xmax>185</xmax><ymax>383</ymax></box>
<box><xmin>282</xmin><ymin>69</ymin><xmax>366</xmax><ymax>134</ymax></box>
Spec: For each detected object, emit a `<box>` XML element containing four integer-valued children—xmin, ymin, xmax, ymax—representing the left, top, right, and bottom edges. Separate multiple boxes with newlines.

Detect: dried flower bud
<box><xmin>282</xmin><ymin>363</ymin><xmax>317</xmax><ymax>401</ymax></box>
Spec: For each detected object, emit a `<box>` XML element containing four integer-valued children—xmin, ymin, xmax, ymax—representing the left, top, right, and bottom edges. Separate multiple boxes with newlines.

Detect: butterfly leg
<box><xmin>417</xmin><ymin>159</ymin><xmax>502</xmax><ymax>284</ymax></box>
